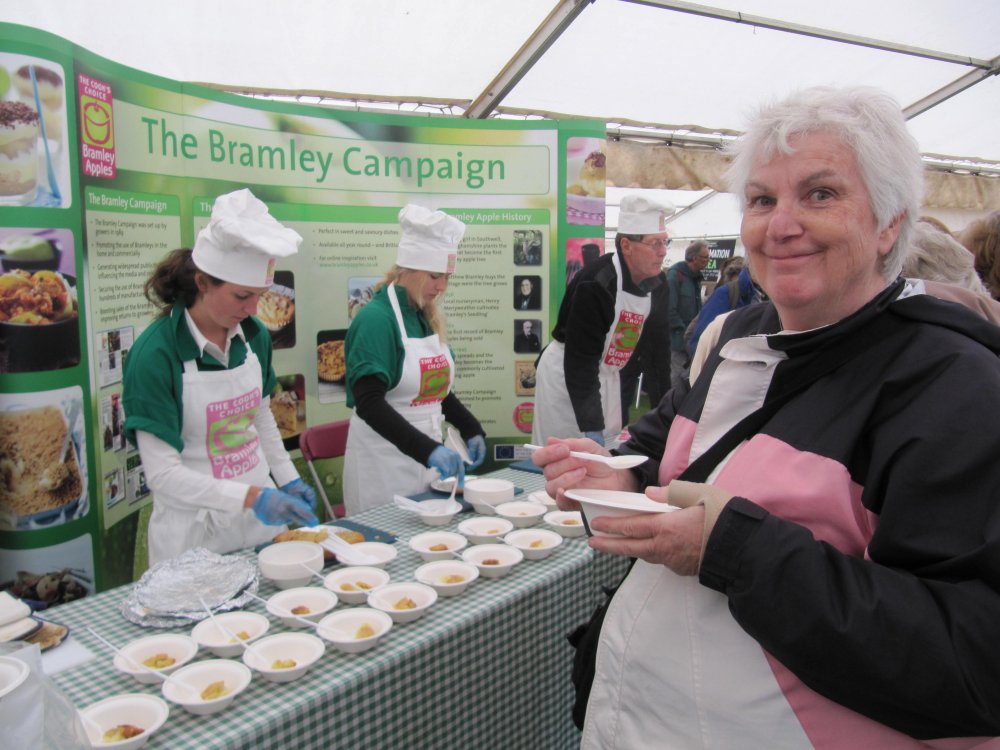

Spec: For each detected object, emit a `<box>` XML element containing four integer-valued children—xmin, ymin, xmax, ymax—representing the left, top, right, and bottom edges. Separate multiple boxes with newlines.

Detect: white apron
<box><xmin>147</xmin><ymin>349</ymin><xmax>278</xmax><ymax>565</ymax></box>
<box><xmin>532</xmin><ymin>253</ymin><xmax>650</xmax><ymax>444</ymax></box>
<box><xmin>343</xmin><ymin>284</ymin><xmax>454</xmax><ymax>515</ymax></box>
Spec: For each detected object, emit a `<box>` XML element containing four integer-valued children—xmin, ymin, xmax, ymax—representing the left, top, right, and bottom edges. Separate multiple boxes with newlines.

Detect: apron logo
<box><xmin>205</xmin><ymin>388</ymin><xmax>262</xmax><ymax>478</ymax></box>
<box><xmin>604</xmin><ymin>311</ymin><xmax>645</xmax><ymax>367</ymax></box>
<box><xmin>412</xmin><ymin>354</ymin><xmax>450</xmax><ymax>405</ymax></box>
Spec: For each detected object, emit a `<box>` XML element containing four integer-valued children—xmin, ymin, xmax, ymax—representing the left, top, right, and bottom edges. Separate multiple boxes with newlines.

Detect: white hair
<box><xmin>724</xmin><ymin>86</ymin><xmax>924</xmax><ymax>281</ymax></box>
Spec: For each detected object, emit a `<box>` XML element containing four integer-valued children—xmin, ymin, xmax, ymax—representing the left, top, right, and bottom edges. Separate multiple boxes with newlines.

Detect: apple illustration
<box><xmin>82</xmin><ymin>100</ymin><xmax>112</xmax><ymax>145</ymax></box>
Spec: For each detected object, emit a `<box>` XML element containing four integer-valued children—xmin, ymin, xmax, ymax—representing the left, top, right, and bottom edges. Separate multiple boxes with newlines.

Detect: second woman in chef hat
<box><xmin>342</xmin><ymin>204</ymin><xmax>486</xmax><ymax>514</ymax></box>
<box><xmin>123</xmin><ymin>188</ymin><xmax>319</xmax><ymax>566</ymax></box>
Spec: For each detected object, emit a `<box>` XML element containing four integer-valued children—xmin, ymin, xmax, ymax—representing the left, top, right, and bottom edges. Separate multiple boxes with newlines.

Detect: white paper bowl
<box><xmin>461</xmin><ymin>543</ymin><xmax>524</xmax><ymax>579</ymax></box>
<box><xmin>257</xmin><ymin>540</ymin><xmax>324</xmax><ymax>588</ymax></box>
<box><xmin>340</xmin><ymin>541</ymin><xmax>398</xmax><ymax>569</ymax></box>
<box><xmin>80</xmin><ymin>693</ymin><xmax>169</xmax><ymax>749</ymax></box>
<box><xmin>415</xmin><ymin>498</ymin><xmax>461</xmax><ymax>527</ymax></box>
<box><xmin>317</xmin><ymin>608</ymin><xmax>393</xmax><ymax>653</ymax></box>
<box><xmin>112</xmin><ymin>633</ymin><xmax>199</xmax><ymax>685</ymax></box>
<box><xmin>464</xmin><ymin>478</ymin><xmax>515</xmax><ymax>515</ymax></box>
<box><xmin>494</xmin><ymin>500</ymin><xmax>547</xmax><ymax>528</ymax></box>
<box><xmin>457</xmin><ymin>516</ymin><xmax>514</xmax><ymax>545</ymax></box>
<box><xmin>367</xmin><ymin>581</ymin><xmax>438</xmax><ymax>623</ymax></box>
<box><xmin>409</xmin><ymin>531</ymin><xmax>467</xmax><ymax>562</ymax></box>
<box><xmin>322</xmin><ymin>566</ymin><xmax>390</xmax><ymax>605</ymax></box>
<box><xmin>190</xmin><ymin>611</ymin><xmax>270</xmax><ymax>658</ymax></box>
<box><xmin>0</xmin><ymin>656</ymin><xmax>28</xmax><ymax>699</ymax></box>
<box><xmin>266</xmin><ymin>587</ymin><xmax>338</xmax><ymax>628</ymax></box>
<box><xmin>504</xmin><ymin>528</ymin><xmax>563</xmax><ymax>560</ymax></box>
<box><xmin>161</xmin><ymin>659</ymin><xmax>252</xmax><ymax>715</ymax></box>
<box><xmin>564</xmin><ymin>488</ymin><xmax>678</xmax><ymax>536</ymax></box>
<box><xmin>241</xmin><ymin>632</ymin><xmax>325</xmax><ymax>683</ymax></box>
<box><xmin>414</xmin><ymin>560</ymin><xmax>480</xmax><ymax>597</ymax></box>
<box><xmin>544</xmin><ymin>510</ymin><xmax>587</xmax><ymax>538</ymax></box>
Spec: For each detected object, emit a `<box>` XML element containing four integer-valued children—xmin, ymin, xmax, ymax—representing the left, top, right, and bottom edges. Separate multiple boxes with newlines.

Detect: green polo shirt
<box><xmin>123</xmin><ymin>303</ymin><xmax>277</xmax><ymax>452</ymax></box>
<box><xmin>344</xmin><ymin>284</ymin><xmax>437</xmax><ymax>407</ymax></box>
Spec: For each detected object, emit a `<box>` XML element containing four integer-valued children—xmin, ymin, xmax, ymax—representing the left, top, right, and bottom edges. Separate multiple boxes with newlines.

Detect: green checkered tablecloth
<box><xmin>51</xmin><ymin>467</ymin><xmax>630</xmax><ymax>749</ymax></box>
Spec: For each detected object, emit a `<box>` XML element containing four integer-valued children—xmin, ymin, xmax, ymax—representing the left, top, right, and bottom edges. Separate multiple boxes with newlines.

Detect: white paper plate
<box><xmin>564</xmin><ymin>488</ymin><xmax>677</xmax><ymax>537</ymax></box>
<box><xmin>563</xmin><ymin>489</ymin><xmax>676</xmax><ymax>513</ymax></box>
<box><xmin>0</xmin><ymin>656</ymin><xmax>29</xmax><ymax>699</ymax></box>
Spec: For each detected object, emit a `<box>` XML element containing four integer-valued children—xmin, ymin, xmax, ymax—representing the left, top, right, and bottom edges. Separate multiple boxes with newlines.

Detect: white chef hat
<box><xmin>396</xmin><ymin>204</ymin><xmax>465</xmax><ymax>274</ymax></box>
<box><xmin>192</xmin><ymin>189</ymin><xmax>302</xmax><ymax>287</ymax></box>
<box><xmin>617</xmin><ymin>194</ymin><xmax>676</xmax><ymax>235</ymax></box>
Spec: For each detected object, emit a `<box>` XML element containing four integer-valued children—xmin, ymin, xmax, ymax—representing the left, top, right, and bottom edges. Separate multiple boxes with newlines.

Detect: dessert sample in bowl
<box><xmin>543</xmin><ymin>510</ymin><xmax>586</xmax><ymax>538</ymax></box>
<box><xmin>367</xmin><ymin>582</ymin><xmax>438</xmax><ymax>624</ymax></box>
<box><xmin>323</xmin><ymin>566</ymin><xmax>390</xmax><ymax>605</ymax></box>
<box><xmin>461</xmin><ymin>543</ymin><xmax>524</xmax><ymax>579</ymax></box>
<box><xmin>494</xmin><ymin>500</ymin><xmax>546</xmax><ymax>529</ymax></box>
<box><xmin>317</xmin><ymin>608</ymin><xmax>393</xmax><ymax>654</ymax></box>
<box><xmin>190</xmin><ymin>611</ymin><xmax>269</xmax><ymax>658</ymax></box>
<box><xmin>241</xmin><ymin>631</ymin><xmax>325</xmax><ymax>683</ymax></box>
<box><xmin>112</xmin><ymin>633</ymin><xmax>199</xmax><ymax>684</ymax></box>
<box><xmin>457</xmin><ymin>516</ymin><xmax>514</xmax><ymax>545</ymax></box>
<box><xmin>504</xmin><ymin>528</ymin><xmax>563</xmax><ymax>560</ymax></box>
<box><xmin>266</xmin><ymin>587</ymin><xmax>338</xmax><ymax>628</ymax></box>
<box><xmin>161</xmin><ymin>658</ymin><xmax>253</xmax><ymax>715</ymax></box>
<box><xmin>409</xmin><ymin>531</ymin><xmax>467</xmax><ymax>562</ymax></box>
<box><xmin>79</xmin><ymin>693</ymin><xmax>169</xmax><ymax>750</ymax></box>
<box><xmin>414</xmin><ymin>560</ymin><xmax>479</xmax><ymax>598</ymax></box>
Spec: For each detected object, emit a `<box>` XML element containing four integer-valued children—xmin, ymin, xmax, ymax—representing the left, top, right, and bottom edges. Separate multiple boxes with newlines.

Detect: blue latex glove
<box><xmin>252</xmin><ymin>487</ymin><xmax>319</xmax><ymax>527</ymax></box>
<box><xmin>584</xmin><ymin>430</ymin><xmax>605</xmax><ymax>446</ymax></box>
<box><xmin>465</xmin><ymin>435</ymin><xmax>486</xmax><ymax>469</ymax></box>
<box><xmin>428</xmin><ymin>445</ymin><xmax>465</xmax><ymax>483</ymax></box>
<box><xmin>280</xmin><ymin>478</ymin><xmax>317</xmax><ymax>506</ymax></box>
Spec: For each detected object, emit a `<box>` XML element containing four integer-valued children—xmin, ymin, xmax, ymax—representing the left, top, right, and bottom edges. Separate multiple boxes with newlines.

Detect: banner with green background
<box><xmin>0</xmin><ymin>23</ymin><xmax>605</xmax><ymax>601</ymax></box>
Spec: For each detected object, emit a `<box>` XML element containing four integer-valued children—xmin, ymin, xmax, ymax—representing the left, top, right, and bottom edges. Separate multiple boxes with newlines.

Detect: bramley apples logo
<box><xmin>77</xmin><ymin>73</ymin><xmax>116</xmax><ymax>179</ymax></box>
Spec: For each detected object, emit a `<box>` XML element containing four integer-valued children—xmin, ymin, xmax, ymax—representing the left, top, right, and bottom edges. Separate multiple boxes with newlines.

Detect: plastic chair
<box><xmin>298</xmin><ymin>420</ymin><xmax>350</xmax><ymax>520</ymax></box>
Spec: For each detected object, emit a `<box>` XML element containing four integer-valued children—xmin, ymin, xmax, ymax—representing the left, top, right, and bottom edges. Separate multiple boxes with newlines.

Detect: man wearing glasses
<box><xmin>665</xmin><ymin>240</ymin><xmax>710</xmax><ymax>389</ymax></box>
<box><xmin>532</xmin><ymin>194</ymin><xmax>674</xmax><ymax>446</ymax></box>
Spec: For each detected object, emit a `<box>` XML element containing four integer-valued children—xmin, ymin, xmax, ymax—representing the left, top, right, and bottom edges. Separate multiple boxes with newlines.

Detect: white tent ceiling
<box><xmin>4</xmin><ymin>0</ymin><xmax>998</xmax><ymax>242</ymax></box>
<box><xmin>5</xmin><ymin>1</ymin><xmax>998</xmax><ymax>161</ymax></box>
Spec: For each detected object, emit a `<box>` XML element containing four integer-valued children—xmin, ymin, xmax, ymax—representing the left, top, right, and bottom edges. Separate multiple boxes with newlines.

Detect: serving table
<box><xmin>49</xmin><ymin>468</ymin><xmax>630</xmax><ymax>749</ymax></box>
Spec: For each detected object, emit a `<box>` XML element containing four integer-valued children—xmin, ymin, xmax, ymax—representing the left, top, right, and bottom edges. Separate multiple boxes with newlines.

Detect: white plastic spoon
<box><xmin>303</xmin><ymin>528</ymin><xmax>379</xmax><ymax>565</ymax></box>
<box><xmin>523</xmin><ymin>444</ymin><xmax>648</xmax><ymax>470</ymax></box>
<box><xmin>196</xmin><ymin>595</ymin><xmax>269</xmax><ymax>666</ymax></box>
<box><xmin>393</xmin><ymin>494</ymin><xmax>461</xmax><ymax>516</ymax></box>
<box><xmin>87</xmin><ymin>627</ymin><xmax>198</xmax><ymax>696</ymax></box>
<box><xmin>296</xmin><ymin>561</ymin><xmax>330</xmax><ymax>585</ymax></box>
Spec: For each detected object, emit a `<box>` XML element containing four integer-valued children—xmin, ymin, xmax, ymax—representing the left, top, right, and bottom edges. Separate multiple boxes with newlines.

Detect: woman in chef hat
<box><xmin>124</xmin><ymin>188</ymin><xmax>318</xmax><ymax>566</ymax></box>
<box><xmin>342</xmin><ymin>204</ymin><xmax>486</xmax><ymax>514</ymax></box>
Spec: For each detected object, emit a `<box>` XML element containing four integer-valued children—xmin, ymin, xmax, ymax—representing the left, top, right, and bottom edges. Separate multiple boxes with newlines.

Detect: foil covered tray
<box><xmin>121</xmin><ymin>548</ymin><xmax>258</xmax><ymax>628</ymax></box>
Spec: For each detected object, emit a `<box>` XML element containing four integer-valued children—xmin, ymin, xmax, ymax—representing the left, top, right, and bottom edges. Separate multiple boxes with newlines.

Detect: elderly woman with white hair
<box><xmin>533</xmin><ymin>86</ymin><xmax>1000</xmax><ymax>747</ymax></box>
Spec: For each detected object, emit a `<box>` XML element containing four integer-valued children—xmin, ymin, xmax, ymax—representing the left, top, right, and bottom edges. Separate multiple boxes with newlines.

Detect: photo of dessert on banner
<box><xmin>566</xmin><ymin>136</ymin><xmax>606</xmax><ymax>226</ymax></box>
<box><xmin>0</xmin><ymin>53</ymin><xmax>69</xmax><ymax>207</ymax></box>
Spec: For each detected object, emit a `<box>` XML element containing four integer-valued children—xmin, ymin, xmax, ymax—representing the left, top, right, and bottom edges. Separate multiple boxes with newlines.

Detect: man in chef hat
<box><xmin>533</xmin><ymin>193</ymin><xmax>675</xmax><ymax>446</ymax></box>
<box><xmin>342</xmin><ymin>204</ymin><xmax>486</xmax><ymax>515</ymax></box>
<box><xmin>124</xmin><ymin>188</ymin><xmax>319</xmax><ymax>566</ymax></box>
